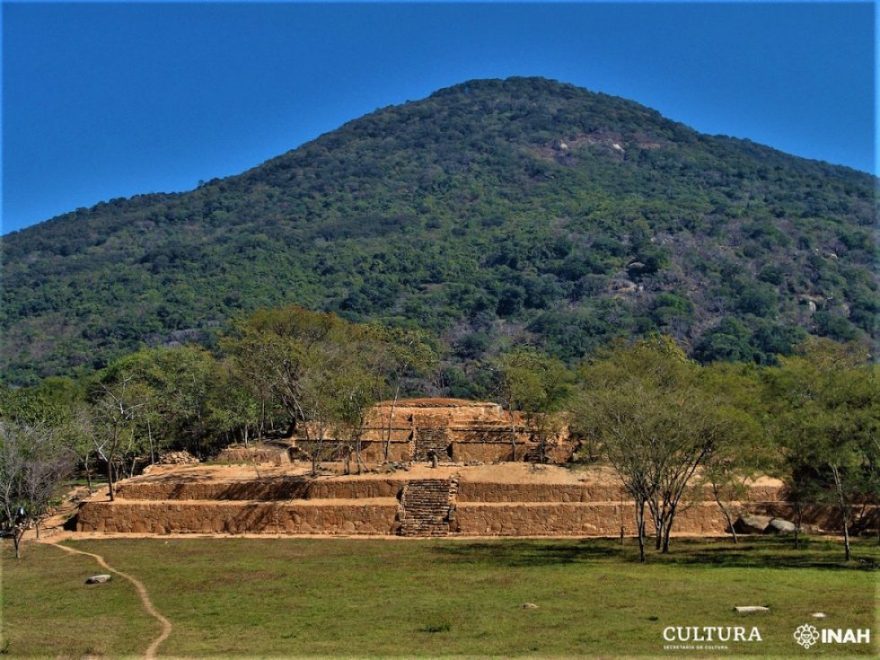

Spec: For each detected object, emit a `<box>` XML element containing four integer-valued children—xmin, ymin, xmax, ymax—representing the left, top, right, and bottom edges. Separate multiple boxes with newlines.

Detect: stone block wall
<box><xmin>456</xmin><ymin>480</ymin><xmax>788</xmax><ymax>504</ymax></box>
<box><xmin>77</xmin><ymin>500</ymin><xmax>399</xmax><ymax>535</ymax></box>
<box><xmin>115</xmin><ymin>477</ymin><xmax>409</xmax><ymax>501</ymax></box>
<box><xmin>454</xmin><ymin>502</ymin><xmax>734</xmax><ymax>536</ymax></box>
<box><xmin>216</xmin><ymin>446</ymin><xmax>290</xmax><ymax>466</ymax></box>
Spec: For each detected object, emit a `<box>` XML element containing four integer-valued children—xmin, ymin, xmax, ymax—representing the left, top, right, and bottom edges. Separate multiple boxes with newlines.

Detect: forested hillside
<box><xmin>2</xmin><ymin>77</ymin><xmax>876</xmax><ymax>385</ymax></box>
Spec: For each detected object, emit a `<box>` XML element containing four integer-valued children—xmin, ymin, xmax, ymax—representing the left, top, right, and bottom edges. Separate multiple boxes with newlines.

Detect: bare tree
<box><xmin>0</xmin><ymin>422</ymin><xmax>74</xmax><ymax>558</ymax></box>
<box><xmin>90</xmin><ymin>376</ymin><xmax>146</xmax><ymax>500</ymax></box>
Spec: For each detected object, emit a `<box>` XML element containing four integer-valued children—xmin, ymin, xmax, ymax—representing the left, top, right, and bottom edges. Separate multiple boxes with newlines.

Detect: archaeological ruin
<box><xmin>74</xmin><ymin>398</ymin><xmax>862</xmax><ymax>539</ymax></box>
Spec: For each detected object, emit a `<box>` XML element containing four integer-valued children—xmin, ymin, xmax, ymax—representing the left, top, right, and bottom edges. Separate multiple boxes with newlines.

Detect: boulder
<box><xmin>733</xmin><ymin>514</ymin><xmax>773</xmax><ymax>534</ymax></box>
<box><xmin>766</xmin><ymin>518</ymin><xmax>797</xmax><ymax>534</ymax></box>
<box><xmin>85</xmin><ymin>574</ymin><xmax>112</xmax><ymax>584</ymax></box>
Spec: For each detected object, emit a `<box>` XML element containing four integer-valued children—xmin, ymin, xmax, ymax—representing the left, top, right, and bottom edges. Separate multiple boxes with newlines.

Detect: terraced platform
<box><xmin>76</xmin><ymin>463</ymin><xmax>799</xmax><ymax>537</ymax></box>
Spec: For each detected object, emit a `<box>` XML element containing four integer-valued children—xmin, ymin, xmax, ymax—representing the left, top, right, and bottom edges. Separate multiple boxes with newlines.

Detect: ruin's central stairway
<box><xmin>397</xmin><ymin>479</ymin><xmax>453</xmax><ymax>537</ymax></box>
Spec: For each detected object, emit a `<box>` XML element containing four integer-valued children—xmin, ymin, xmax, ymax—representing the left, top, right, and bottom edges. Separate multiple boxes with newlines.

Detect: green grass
<box><xmin>2</xmin><ymin>536</ymin><xmax>878</xmax><ymax>657</ymax></box>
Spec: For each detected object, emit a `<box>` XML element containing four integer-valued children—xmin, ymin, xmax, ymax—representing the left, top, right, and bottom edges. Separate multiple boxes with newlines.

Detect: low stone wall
<box><xmin>292</xmin><ymin>439</ymin><xmax>572</xmax><ymax>464</ymax></box>
<box><xmin>216</xmin><ymin>446</ymin><xmax>290</xmax><ymax>466</ymax></box>
<box><xmin>456</xmin><ymin>481</ymin><xmax>787</xmax><ymax>503</ymax></box>
<box><xmin>457</xmin><ymin>481</ymin><xmax>626</xmax><ymax>503</ymax></box>
<box><xmin>294</xmin><ymin>440</ymin><xmax>413</xmax><ymax>464</ymax></box>
<box><xmin>77</xmin><ymin>499</ymin><xmax>399</xmax><ymax>535</ymax></box>
<box><xmin>115</xmin><ymin>477</ymin><xmax>409</xmax><ymax>501</ymax></box>
<box><xmin>114</xmin><ymin>474</ymin><xmax>787</xmax><ymax>506</ymax></box>
<box><xmin>455</xmin><ymin>502</ymin><xmax>733</xmax><ymax>536</ymax></box>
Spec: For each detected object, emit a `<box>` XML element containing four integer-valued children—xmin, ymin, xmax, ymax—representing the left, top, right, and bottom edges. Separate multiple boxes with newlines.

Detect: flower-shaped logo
<box><xmin>793</xmin><ymin>624</ymin><xmax>820</xmax><ymax>649</ymax></box>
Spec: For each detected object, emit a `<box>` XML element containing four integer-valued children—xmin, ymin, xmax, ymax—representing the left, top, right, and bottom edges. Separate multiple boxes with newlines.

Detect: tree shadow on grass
<box><xmin>657</xmin><ymin>537</ymin><xmax>880</xmax><ymax>572</ymax></box>
<box><xmin>432</xmin><ymin>539</ymin><xmax>631</xmax><ymax>568</ymax></box>
<box><xmin>431</xmin><ymin>537</ymin><xmax>880</xmax><ymax>572</ymax></box>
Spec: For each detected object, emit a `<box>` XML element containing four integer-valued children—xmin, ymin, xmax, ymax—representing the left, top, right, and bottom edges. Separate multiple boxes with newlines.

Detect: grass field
<box><xmin>2</xmin><ymin>536</ymin><xmax>877</xmax><ymax>657</ymax></box>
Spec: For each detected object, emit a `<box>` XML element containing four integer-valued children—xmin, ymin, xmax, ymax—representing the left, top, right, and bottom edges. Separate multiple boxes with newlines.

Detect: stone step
<box><xmin>397</xmin><ymin>479</ymin><xmax>453</xmax><ymax>538</ymax></box>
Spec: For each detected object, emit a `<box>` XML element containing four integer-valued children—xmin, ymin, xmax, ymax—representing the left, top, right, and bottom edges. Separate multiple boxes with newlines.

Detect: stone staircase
<box><xmin>398</xmin><ymin>479</ymin><xmax>453</xmax><ymax>537</ymax></box>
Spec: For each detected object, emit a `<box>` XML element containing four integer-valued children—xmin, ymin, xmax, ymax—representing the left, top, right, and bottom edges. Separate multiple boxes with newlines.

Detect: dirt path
<box><xmin>47</xmin><ymin>540</ymin><xmax>172</xmax><ymax>659</ymax></box>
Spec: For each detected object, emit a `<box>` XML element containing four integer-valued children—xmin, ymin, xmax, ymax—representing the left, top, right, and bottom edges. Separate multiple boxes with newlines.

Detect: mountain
<box><xmin>2</xmin><ymin>77</ymin><xmax>876</xmax><ymax>385</ymax></box>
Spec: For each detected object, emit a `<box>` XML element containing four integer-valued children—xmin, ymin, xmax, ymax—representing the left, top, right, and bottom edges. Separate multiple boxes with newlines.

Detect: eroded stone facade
<box><xmin>293</xmin><ymin>398</ymin><xmax>576</xmax><ymax>464</ymax></box>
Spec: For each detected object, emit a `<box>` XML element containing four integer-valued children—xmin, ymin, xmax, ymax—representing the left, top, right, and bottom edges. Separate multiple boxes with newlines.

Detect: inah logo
<box><xmin>793</xmin><ymin>624</ymin><xmax>820</xmax><ymax>649</ymax></box>
<box><xmin>793</xmin><ymin>623</ymin><xmax>871</xmax><ymax>649</ymax></box>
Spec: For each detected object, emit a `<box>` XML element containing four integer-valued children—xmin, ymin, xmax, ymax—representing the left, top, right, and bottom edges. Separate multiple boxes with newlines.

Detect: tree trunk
<box><xmin>661</xmin><ymin>503</ymin><xmax>678</xmax><ymax>553</ymax></box>
<box><xmin>648</xmin><ymin>496</ymin><xmax>663</xmax><ymax>550</ymax></box>
<box><xmin>384</xmin><ymin>386</ymin><xmax>400</xmax><ymax>463</ymax></box>
<box><xmin>635</xmin><ymin>498</ymin><xmax>646</xmax><ymax>563</ymax></box>
<box><xmin>713</xmin><ymin>484</ymin><xmax>738</xmax><ymax>544</ymax></box>
<box><xmin>721</xmin><ymin>503</ymin><xmax>738</xmax><ymax>544</ymax></box>
<box><xmin>661</xmin><ymin>517</ymin><xmax>672</xmax><ymax>553</ymax></box>
<box><xmin>13</xmin><ymin>528</ymin><xmax>23</xmax><ymax>559</ymax></box>
<box><xmin>147</xmin><ymin>418</ymin><xmax>155</xmax><ymax>464</ymax></box>
<box><xmin>84</xmin><ymin>458</ymin><xmax>93</xmax><ymax>494</ymax></box>
<box><xmin>831</xmin><ymin>465</ymin><xmax>852</xmax><ymax>562</ymax></box>
<box><xmin>794</xmin><ymin>503</ymin><xmax>803</xmax><ymax>550</ymax></box>
<box><xmin>106</xmin><ymin>459</ymin><xmax>115</xmax><ymax>501</ymax></box>
<box><xmin>509</xmin><ymin>410</ymin><xmax>518</xmax><ymax>462</ymax></box>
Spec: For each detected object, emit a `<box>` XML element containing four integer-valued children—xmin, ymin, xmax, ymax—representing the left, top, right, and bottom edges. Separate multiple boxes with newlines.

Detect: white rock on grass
<box><xmin>85</xmin><ymin>574</ymin><xmax>112</xmax><ymax>584</ymax></box>
<box><xmin>734</xmin><ymin>606</ymin><xmax>770</xmax><ymax>613</ymax></box>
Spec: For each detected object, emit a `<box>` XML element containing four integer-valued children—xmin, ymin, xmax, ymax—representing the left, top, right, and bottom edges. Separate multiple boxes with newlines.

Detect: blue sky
<box><xmin>2</xmin><ymin>1</ymin><xmax>875</xmax><ymax>234</ymax></box>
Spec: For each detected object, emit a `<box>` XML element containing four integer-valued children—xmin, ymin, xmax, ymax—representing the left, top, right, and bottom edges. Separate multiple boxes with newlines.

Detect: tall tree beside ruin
<box><xmin>205</xmin><ymin>358</ymin><xmax>263</xmax><ymax>449</ymax></box>
<box><xmin>575</xmin><ymin>336</ymin><xmax>751</xmax><ymax>557</ymax></box>
<box><xmin>227</xmin><ymin>307</ymin><xmax>407</xmax><ymax>474</ymax></box>
<box><xmin>88</xmin><ymin>376</ymin><xmax>149</xmax><ymax>500</ymax></box>
<box><xmin>494</xmin><ymin>348</ymin><xmax>572</xmax><ymax>461</ymax></box>
<box><xmin>764</xmin><ymin>339</ymin><xmax>879</xmax><ymax>560</ymax></box>
<box><xmin>699</xmin><ymin>362</ymin><xmax>768</xmax><ymax>544</ymax></box>
<box><xmin>0</xmin><ymin>377</ymin><xmax>97</xmax><ymax>492</ymax></box>
<box><xmin>100</xmin><ymin>346</ymin><xmax>224</xmax><ymax>457</ymax></box>
<box><xmin>373</xmin><ymin>326</ymin><xmax>437</xmax><ymax>462</ymax></box>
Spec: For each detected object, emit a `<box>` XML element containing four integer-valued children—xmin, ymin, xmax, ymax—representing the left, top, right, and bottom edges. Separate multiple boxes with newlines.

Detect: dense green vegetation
<box><xmin>2</xmin><ymin>77</ymin><xmax>876</xmax><ymax>385</ymax></box>
<box><xmin>2</xmin><ymin>307</ymin><xmax>876</xmax><ymax>559</ymax></box>
<box><xmin>3</xmin><ymin>537</ymin><xmax>877</xmax><ymax>656</ymax></box>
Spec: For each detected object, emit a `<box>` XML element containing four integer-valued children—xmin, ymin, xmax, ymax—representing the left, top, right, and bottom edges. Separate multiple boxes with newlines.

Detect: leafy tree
<box><xmin>694</xmin><ymin>318</ymin><xmax>754</xmax><ymax>363</ymax></box>
<box><xmin>764</xmin><ymin>339</ymin><xmax>878</xmax><ymax>559</ymax></box>
<box><xmin>88</xmin><ymin>375</ymin><xmax>149</xmax><ymax>500</ymax></box>
<box><xmin>699</xmin><ymin>362</ymin><xmax>768</xmax><ymax>543</ymax></box>
<box><xmin>227</xmin><ymin>307</ymin><xmax>417</xmax><ymax>474</ymax></box>
<box><xmin>575</xmin><ymin>336</ymin><xmax>754</xmax><ymax>559</ymax></box>
<box><xmin>101</xmin><ymin>346</ymin><xmax>221</xmax><ymax>457</ymax></box>
<box><xmin>205</xmin><ymin>358</ymin><xmax>262</xmax><ymax>448</ymax></box>
<box><xmin>493</xmin><ymin>348</ymin><xmax>573</xmax><ymax>461</ymax></box>
<box><xmin>371</xmin><ymin>326</ymin><xmax>437</xmax><ymax>462</ymax></box>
